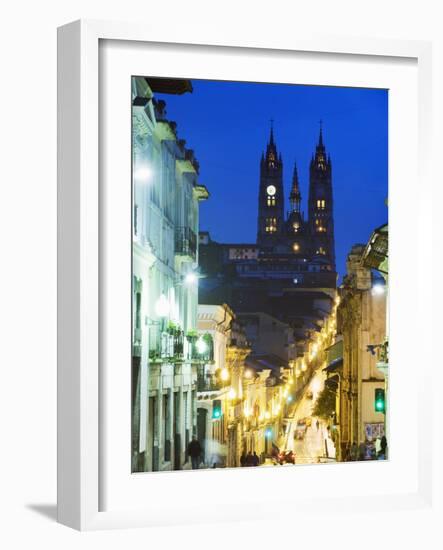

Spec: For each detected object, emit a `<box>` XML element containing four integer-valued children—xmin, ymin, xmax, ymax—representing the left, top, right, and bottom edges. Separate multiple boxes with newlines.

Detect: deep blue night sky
<box><xmin>156</xmin><ymin>80</ymin><xmax>388</xmax><ymax>279</ymax></box>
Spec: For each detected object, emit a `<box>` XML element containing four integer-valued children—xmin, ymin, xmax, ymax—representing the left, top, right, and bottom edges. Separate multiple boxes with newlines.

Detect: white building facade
<box><xmin>131</xmin><ymin>76</ymin><xmax>209</xmax><ymax>472</ymax></box>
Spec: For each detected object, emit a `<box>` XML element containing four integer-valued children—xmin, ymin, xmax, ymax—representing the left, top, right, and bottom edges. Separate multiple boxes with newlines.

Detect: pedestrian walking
<box><xmin>252</xmin><ymin>451</ymin><xmax>260</xmax><ymax>466</ymax></box>
<box><xmin>187</xmin><ymin>435</ymin><xmax>202</xmax><ymax>470</ymax></box>
<box><xmin>246</xmin><ymin>451</ymin><xmax>254</xmax><ymax>467</ymax></box>
<box><xmin>316</xmin><ymin>419</ymin><xmax>320</xmax><ymax>430</ymax></box>
<box><xmin>350</xmin><ymin>441</ymin><xmax>358</xmax><ymax>461</ymax></box>
<box><xmin>240</xmin><ymin>451</ymin><xmax>247</xmax><ymax>467</ymax></box>
<box><xmin>378</xmin><ymin>435</ymin><xmax>388</xmax><ymax>460</ymax></box>
<box><xmin>358</xmin><ymin>441</ymin><xmax>366</xmax><ymax>461</ymax></box>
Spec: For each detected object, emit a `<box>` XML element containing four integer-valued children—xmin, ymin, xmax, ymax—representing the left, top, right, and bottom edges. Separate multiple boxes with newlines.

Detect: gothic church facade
<box><xmin>257</xmin><ymin>124</ymin><xmax>336</xmax><ymax>276</ymax></box>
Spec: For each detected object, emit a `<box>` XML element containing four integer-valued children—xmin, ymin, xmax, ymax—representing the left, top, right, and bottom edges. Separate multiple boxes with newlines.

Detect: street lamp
<box><xmin>228</xmin><ymin>387</ymin><xmax>236</xmax><ymax>400</ymax></box>
<box><xmin>195</xmin><ymin>337</ymin><xmax>208</xmax><ymax>354</ymax></box>
<box><xmin>134</xmin><ymin>163</ymin><xmax>153</xmax><ymax>183</ymax></box>
<box><xmin>372</xmin><ymin>283</ymin><xmax>385</xmax><ymax>296</ymax></box>
<box><xmin>155</xmin><ymin>294</ymin><xmax>170</xmax><ymax>318</ymax></box>
<box><xmin>184</xmin><ymin>271</ymin><xmax>198</xmax><ymax>285</ymax></box>
<box><xmin>220</xmin><ymin>368</ymin><xmax>230</xmax><ymax>381</ymax></box>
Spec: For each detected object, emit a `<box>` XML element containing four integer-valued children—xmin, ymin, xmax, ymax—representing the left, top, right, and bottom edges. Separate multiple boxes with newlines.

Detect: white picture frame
<box><xmin>57</xmin><ymin>19</ymin><xmax>433</xmax><ymax>531</ymax></box>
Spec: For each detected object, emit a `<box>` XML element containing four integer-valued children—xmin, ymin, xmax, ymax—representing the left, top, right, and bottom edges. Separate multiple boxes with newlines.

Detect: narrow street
<box><xmin>275</xmin><ymin>366</ymin><xmax>336</xmax><ymax>465</ymax></box>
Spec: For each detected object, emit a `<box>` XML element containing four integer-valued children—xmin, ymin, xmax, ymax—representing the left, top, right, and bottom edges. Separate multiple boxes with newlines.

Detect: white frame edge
<box><xmin>57</xmin><ymin>19</ymin><xmax>433</xmax><ymax>531</ymax></box>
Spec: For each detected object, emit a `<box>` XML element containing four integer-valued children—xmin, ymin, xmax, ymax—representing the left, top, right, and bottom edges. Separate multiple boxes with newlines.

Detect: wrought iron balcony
<box><xmin>175</xmin><ymin>226</ymin><xmax>197</xmax><ymax>261</ymax></box>
<box><xmin>148</xmin><ymin>329</ymin><xmax>184</xmax><ymax>363</ymax></box>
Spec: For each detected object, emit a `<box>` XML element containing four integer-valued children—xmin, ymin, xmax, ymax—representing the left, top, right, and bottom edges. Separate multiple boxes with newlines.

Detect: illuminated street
<box><xmin>285</xmin><ymin>368</ymin><xmax>336</xmax><ymax>464</ymax></box>
<box><xmin>131</xmin><ymin>77</ymin><xmax>388</xmax><ymax>472</ymax></box>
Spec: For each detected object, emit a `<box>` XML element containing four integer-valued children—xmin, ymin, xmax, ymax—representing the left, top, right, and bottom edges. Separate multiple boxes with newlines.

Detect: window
<box><xmin>293</xmin><ymin>242</ymin><xmax>300</xmax><ymax>252</ymax></box>
<box><xmin>316</xmin><ymin>199</ymin><xmax>326</xmax><ymax>210</ymax></box>
<box><xmin>265</xmin><ymin>217</ymin><xmax>277</xmax><ymax>233</ymax></box>
<box><xmin>135</xmin><ymin>291</ymin><xmax>141</xmax><ymax>329</ymax></box>
<box><xmin>133</xmin><ymin>204</ymin><xmax>138</xmax><ymax>236</ymax></box>
<box><xmin>316</xmin><ymin>247</ymin><xmax>326</xmax><ymax>255</ymax></box>
<box><xmin>267</xmin><ymin>196</ymin><xmax>276</xmax><ymax>206</ymax></box>
<box><xmin>293</xmin><ymin>222</ymin><xmax>300</xmax><ymax>232</ymax></box>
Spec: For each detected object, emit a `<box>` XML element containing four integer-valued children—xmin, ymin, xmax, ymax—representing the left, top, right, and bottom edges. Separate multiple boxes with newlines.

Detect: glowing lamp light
<box><xmin>265</xmin><ymin>428</ymin><xmax>272</xmax><ymax>438</ymax></box>
<box><xmin>195</xmin><ymin>338</ymin><xmax>208</xmax><ymax>354</ymax></box>
<box><xmin>372</xmin><ymin>284</ymin><xmax>385</xmax><ymax>296</ymax></box>
<box><xmin>220</xmin><ymin>368</ymin><xmax>230</xmax><ymax>381</ymax></box>
<box><xmin>287</xmin><ymin>395</ymin><xmax>293</xmax><ymax>403</ymax></box>
<box><xmin>265</xmin><ymin>411</ymin><xmax>271</xmax><ymax>420</ymax></box>
<box><xmin>184</xmin><ymin>272</ymin><xmax>198</xmax><ymax>285</ymax></box>
<box><xmin>301</xmin><ymin>362</ymin><xmax>307</xmax><ymax>372</ymax></box>
<box><xmin>228</xmin><ymin>388</ymin><xmax>236</xmax><ymax>400</ymax></box>
<box><xmin>244</xmin><ymin>369</ymin><xmax>253</xmax><ymax>379</ymax></box>
<box><xmin>155</xmin><ymin>294</ymin><xmax>170</xmax><ymax>318</ymax></box>
<box><xmin>134</xmin><ymin>164</ymin><xmax>153</xmax><ymax>183</ymax></box>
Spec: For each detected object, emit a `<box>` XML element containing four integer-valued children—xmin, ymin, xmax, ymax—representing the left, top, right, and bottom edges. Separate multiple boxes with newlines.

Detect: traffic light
<box><xmin>374</xmin><ymin>388</ymin><xmax>385</xmax><ymax>413</ymax></box>
<box><xmin>212</xmin><ymin>399</ymin><xmax>222</xmax><ymax>419</ymax></box>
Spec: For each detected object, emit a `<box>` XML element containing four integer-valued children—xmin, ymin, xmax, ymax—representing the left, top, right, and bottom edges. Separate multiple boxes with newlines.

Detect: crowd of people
<box><xmin>240</xmin><ymin>451</ymin><xmax>260</xmax><ymax>467</ymax></box>
<box><xmin>187</xmin><ymin>436</ymin><xmax>262</xmax><ymax>469</ymax></box>
<box><xmin>345</xmin><ymin>435</ymin><xmax>388</xmax><ymax>461</ymax></box>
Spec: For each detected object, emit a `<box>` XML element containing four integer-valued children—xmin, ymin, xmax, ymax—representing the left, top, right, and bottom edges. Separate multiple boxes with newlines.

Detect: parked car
<box><xmin>277</xmin><ymin>450</ymin><xmax>296</xmax><ymax>465</ymax></box>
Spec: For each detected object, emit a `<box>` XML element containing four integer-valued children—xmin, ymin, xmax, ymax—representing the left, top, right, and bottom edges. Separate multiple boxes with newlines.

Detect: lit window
<box><xmin>293</xmin><ymin>242</ymin><xmax>300</xmax><ymax>252</ymax></box>
<box><xmin>265</xmin><ymin>217</ymin><xmax>277</xmax><ymax>233</ymax></box>
<box><xmin>316</xmin><ymin>199</ymin><xmax>326</xmax><ymax>210</ymax></box>
<box><xmin>267</xmin><ymin>196</ymin><xmax>276</xmax><ymax>206</ymax></box>
<box><xmin>316</xmin><ymin>247</ymin><xmax>326</xmax><ymax>255</ymax></box>
<box><xmin>293</xmin><ymin>222</ymin><xmax>300</xmax><ymax>232</ymax></box>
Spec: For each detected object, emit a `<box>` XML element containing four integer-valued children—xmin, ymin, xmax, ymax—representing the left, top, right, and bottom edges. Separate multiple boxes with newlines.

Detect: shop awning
<box><xmin>323</xmin><ymin>357</ymin><xmax>343</xmax><ymax>373</ymax></box>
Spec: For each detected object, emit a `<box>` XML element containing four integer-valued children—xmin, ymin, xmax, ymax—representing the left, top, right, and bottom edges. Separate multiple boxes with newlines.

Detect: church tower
<box><xmin>286</xmin><ymin>161</ymin><xmax>306</xmax><ymax>256</ymax></box>
<box><xmin>308</xmin><ymin>124</ymin><xmax>336</xmax><ymax>269</ymax></box>
<box><xmin>257</xmin><ymin>124</ymin><xmax>284</xmax><ymax>248</ymax></box>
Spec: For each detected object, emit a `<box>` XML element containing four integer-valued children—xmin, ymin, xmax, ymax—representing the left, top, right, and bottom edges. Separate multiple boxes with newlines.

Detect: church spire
<box><xmin>264</xmin><ymin>119</ymin><xmax>280</xmax><ymax>169</ymax></box>
<box><xmin>318</xmin><ymin>119</ymin><xmax>324</xmax><ymax>148</ymax></box>
<box><xmin>269</xmin><ymin>119</ymin><xmax>275</xmax><ymax>146</ymax></box>
<box><xmin>290</xmin><ymin>160</ymin><xmax>301</xmax><ymax>213</ymax></box>
<box><xmin>311</xmin><ymin>121</ymin><xmax>328</xmax><ymax>171</ymax></box>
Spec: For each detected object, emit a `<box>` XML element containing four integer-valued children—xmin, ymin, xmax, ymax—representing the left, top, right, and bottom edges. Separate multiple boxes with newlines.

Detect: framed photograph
<box><xmin>57</xmin><ymin>19</ymin><xmax>433</xmax><ymax>530</ymax></box>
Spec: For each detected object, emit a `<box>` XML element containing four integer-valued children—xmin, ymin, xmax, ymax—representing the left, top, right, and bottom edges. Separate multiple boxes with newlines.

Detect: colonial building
<box><xmin>195</xmin><ymin>303</ymin><xmax>232</xmax><ymax>468</ymax></box>
<box><xmin>334</xmin><ymin>244</ymin><xmax>387</xmax><ymax>460</ymax></box>
<box><xmin>131</xmin><ymin>76</ymin><xmax>209</xmax><ymax>472</ymax></box>
<box><xmin>196</xmin><ymin>304</ymin><xmax>251</xmax><ymax>468</ymax></box>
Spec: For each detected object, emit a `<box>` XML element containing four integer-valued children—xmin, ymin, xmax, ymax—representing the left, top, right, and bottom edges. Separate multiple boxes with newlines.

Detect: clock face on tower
<box><xmin>266</xmin><ymin>185</ymin><xmax>276</xmax><ymax>196</ymax></box>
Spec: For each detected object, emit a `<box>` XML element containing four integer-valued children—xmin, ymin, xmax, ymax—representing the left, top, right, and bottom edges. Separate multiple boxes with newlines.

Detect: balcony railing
<box><xmin>149</xmin><ymin>330</ymin><xmax>184</xmax><ymax>362</ymax></box>
<box><xmin>196</xmin><ymin>373</ymin><xmax>220</xmax><ymax>392</ymax></box>
<box><xmin>175</xmin><ymin>226</ymin><xmax>197</xmax><ymax>261</ymax></box>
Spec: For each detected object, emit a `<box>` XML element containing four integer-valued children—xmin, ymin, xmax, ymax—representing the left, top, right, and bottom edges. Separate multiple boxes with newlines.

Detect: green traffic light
<box><xmin>212</xmin><ymin>399</ymin><xmax>222</xmax><ymax>419</ymax></box>
<box><xmin>374</xmin><ymin>388</ymin><xmax>385</xmax><ymax>413</ymax></box>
